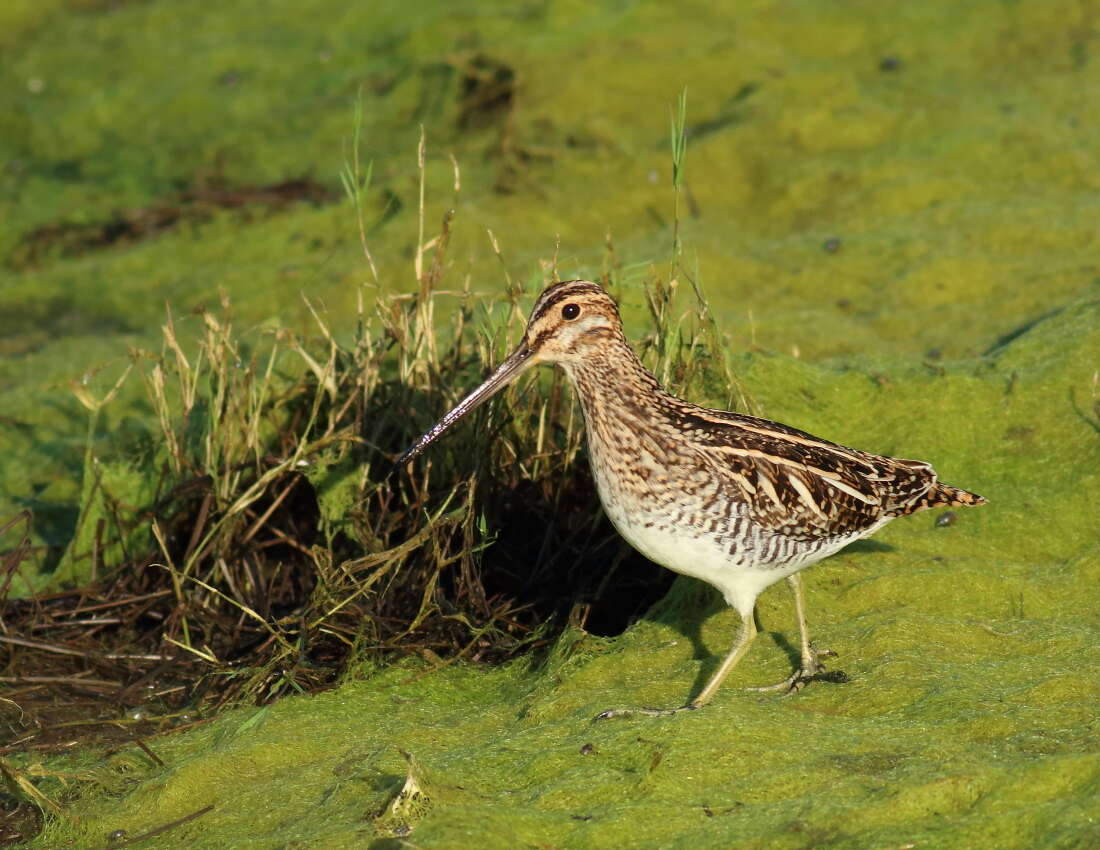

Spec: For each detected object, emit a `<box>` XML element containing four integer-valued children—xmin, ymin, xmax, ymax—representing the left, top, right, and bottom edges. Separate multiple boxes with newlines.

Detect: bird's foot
<box><xmin>594</xmin><ymin>703</ymin><xmax>701</xmax><ymax>720</ymax></box>
<box><xmin>747</xmin><ymin>646</ymin><xmax>846</xmax><ymax>695</ymax></box>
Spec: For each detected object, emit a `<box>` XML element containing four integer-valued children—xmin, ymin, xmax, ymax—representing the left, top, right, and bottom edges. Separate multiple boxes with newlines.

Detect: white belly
<box><xmin>602</xmin><ymin>503</ymin><xmax>789</xmax><ymax>615</ymax></box>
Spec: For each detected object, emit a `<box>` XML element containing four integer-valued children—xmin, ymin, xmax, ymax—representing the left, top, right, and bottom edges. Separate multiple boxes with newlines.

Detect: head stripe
<box><xmin>529</xmin><ymin>280</ymin><xmax>608</xmax><ymax>323</ymax></box>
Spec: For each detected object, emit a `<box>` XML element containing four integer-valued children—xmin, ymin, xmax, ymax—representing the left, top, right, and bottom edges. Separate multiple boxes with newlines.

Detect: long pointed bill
<box><xmin>397</xmin><ymin>344</ymin><xmax>535</xmax><ymax>465</ymax></box>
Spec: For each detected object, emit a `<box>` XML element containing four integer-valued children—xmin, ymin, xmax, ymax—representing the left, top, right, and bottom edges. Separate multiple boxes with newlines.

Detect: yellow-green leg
<box><xmin>747</xmin><ymin>573</ymin><xmax>836</xmax><ymax>694</ymax></box>
<box><xmin>596</xmin><ymin>612</ymin><xmax>757</xmax><ymax>719</ymax></box>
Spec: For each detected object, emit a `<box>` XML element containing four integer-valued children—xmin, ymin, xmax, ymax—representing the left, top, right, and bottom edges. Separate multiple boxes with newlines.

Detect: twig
<box><xmin>0</xmin><ymin>675</ymin><xmax>120</xmax><ymax>688</ymax></box>
<box><xmin>110</xmin><ymin>803</ymin><xmax>214</xmax><ymax>848</ymax></box>
<box><xmin>0</xmin><ymin>635</ymin><xmax>96</xmax><ymax>658</ymax></box>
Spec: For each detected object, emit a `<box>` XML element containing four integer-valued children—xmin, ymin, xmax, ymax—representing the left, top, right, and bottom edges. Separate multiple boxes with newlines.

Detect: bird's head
<box><xmin>397</xmin><ymin>280</ymin><xmax>623</xmax><ymax>464</ymax></box>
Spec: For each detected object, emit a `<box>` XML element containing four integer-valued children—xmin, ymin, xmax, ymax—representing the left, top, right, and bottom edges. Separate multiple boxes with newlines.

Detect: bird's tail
<box><xmin>921</xmin><ymin>482</ymin><xmax>988</xmax><ymax>510</ymax></box>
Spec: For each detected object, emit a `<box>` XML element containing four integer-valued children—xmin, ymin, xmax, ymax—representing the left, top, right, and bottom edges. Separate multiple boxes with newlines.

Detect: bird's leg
<box><xmin>596</xmin><ymin>613</ymin><xmax>756</xmax><ymax>719</ymax></box>
<box><xmin>747</xmin><ymin>573</ymin><xmax>837</xmax><ymax>694</ymax></box>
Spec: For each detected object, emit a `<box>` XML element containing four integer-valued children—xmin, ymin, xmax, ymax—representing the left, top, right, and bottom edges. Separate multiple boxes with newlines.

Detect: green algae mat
<box><xmin>3</xmin><ymin>0</ymin><xmax>1100</xmax><ymax>847</ymax></box>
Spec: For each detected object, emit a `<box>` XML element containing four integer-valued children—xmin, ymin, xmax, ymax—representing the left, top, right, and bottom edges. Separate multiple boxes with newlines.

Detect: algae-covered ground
<box><xmin>3</xmin><ymin>0</ymin><xmax>1100</xmax><ymax>847</ymax></box>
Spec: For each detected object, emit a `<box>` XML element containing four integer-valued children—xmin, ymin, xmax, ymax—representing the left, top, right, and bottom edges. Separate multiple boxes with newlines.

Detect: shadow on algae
<box><xmin>2</xmin><ymin>0</ymin><xmax>1100</xmax><ymax>848</ymax></box>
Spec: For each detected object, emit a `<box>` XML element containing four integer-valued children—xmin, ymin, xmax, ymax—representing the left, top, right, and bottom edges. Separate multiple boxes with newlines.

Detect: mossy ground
<box><xmin>3</xmin><ymin>0</ymin><xmax>1100</xmax><ymax>847</ymax></box>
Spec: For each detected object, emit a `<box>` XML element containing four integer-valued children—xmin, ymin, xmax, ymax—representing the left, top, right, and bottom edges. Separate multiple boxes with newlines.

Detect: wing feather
<box><xmin>672</xmin><ymin>407</ymin><xmax>939</xmax><ymax>540</ymax></box>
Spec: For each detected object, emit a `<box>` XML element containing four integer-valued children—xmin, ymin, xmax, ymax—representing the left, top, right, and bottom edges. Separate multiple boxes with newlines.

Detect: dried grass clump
<box><xmin>0</xmin><ymin>120</ymin><xmax>735</xmax><ymax>768</ymax></box>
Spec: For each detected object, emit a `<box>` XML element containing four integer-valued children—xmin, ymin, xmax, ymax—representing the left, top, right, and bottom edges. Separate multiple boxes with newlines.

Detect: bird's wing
<box><xmin>673</xmin><ymin>409</ymin><xmax>939</xmax><ymax>540</ymax></box>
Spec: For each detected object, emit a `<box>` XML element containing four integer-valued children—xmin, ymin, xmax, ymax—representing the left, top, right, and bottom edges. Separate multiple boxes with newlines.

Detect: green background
<box><xmin>2</xmin><ymin>0</ymin><xmax>1098</xmax><ymax>847</ymax></box>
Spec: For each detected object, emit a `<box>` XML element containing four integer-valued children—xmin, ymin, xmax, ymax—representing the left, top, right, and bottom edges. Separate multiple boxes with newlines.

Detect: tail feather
<box><xmin>919</xmin><ymin>482</ymin><xmax>987</xmax><ymax>510</ymax></box>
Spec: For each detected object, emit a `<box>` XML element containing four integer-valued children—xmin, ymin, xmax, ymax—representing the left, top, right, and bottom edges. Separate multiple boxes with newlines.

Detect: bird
<box><xmin>398</xmin><ymin>280</ymin><xmax>986</xmax><ymax>718</ymax></box>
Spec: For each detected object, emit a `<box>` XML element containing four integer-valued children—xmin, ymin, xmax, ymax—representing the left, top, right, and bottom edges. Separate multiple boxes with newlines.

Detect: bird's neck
<box><xmin>560</xmin><ymin>337</ymin><xmax>673</xmax><ymax>428</ymax></box>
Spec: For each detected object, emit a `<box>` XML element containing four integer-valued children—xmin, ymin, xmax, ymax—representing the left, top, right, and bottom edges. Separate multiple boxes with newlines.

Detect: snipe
<box><xmin>399</xmin><ymin>281</ymin><xmax>986</xmax><ymax>718</ymax></box>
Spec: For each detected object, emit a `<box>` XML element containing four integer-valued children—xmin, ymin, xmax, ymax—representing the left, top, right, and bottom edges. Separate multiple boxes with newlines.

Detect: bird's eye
<box><xmin>561</xmin><ymin>303</ymin><xmax>581</xmax><ymax>320</ymax></box>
